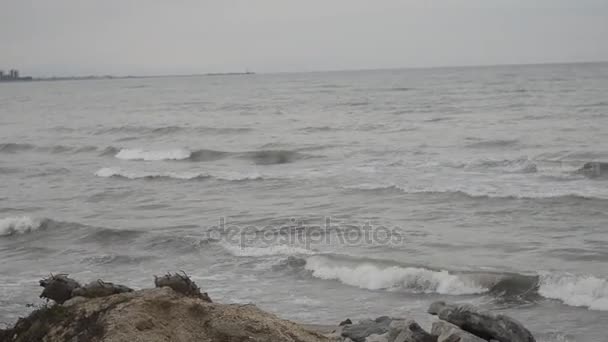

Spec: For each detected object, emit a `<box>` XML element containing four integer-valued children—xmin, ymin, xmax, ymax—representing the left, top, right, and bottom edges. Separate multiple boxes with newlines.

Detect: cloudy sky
<box><xmin>2</xmin><ymin>0</ymin><xmax>607</xmax><ymax>76</ymax></box>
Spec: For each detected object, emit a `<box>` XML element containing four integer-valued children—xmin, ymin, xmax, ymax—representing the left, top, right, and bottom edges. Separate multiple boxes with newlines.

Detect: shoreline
<box><xmin>1</xmin><ymin>273</ymin><xmax>538</xmax><ymax>342</ymax></box>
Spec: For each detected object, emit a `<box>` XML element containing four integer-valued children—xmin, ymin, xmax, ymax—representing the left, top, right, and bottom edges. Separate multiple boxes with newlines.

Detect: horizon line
<box><xmin>9</xmin><ymin>59</ymin><xmax>608</xmax><ymax>80</ymax></box>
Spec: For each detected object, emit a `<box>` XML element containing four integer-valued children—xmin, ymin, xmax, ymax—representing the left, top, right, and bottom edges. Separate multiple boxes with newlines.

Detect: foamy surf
<box><xmin>115</xmin><ymin>148</ymin><xmax>192</xmax><ymax>161</ymax></box>
<box><xmin>538</xmin><ymin>272</ymin><xmax>608</xmax><ymax>311</ymax></box>
<box><xmin>0</xmin><ymin>216</ymin><xmax>44</xmax><ymax>237</ymax></box>
<box><xmin>303</xmin><ymin>255</ymin><xmax>486</xmax><ymax>295</ymax></box>
<box><xmin>95</xmin><ymin>167</ymin><xmax>209</xmax><ymax>180</ymax></box>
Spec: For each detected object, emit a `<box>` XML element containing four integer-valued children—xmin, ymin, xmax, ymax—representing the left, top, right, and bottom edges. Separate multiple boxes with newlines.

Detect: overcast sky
<box><xmin>2</xmin><ymin>0</ymin><xmax>608</xmax><ymax>76</ymax></box>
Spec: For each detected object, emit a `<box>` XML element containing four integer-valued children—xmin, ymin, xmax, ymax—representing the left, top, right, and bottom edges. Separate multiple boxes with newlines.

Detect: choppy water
<box><xmin>1</xmin><ymin>63</ymin><xmax>608</xmax><ymax>341</ymax></box>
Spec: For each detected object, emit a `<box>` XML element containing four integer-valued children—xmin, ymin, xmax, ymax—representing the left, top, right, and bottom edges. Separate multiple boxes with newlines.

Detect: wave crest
<box><xmin>304</xmin><ymin>255</ymin><xmax>486</xmax><ymax>295</ymax></box>
<box><xmin>115</xmin><ymin>148</ymin><xmax>192</xmax><ymax>161</ymax></box>
<box><xmin>95</xmin><ymin>167</ymin><xmax>209</xmax><ymax>180</ymax></box>
<box><xmin>0</xmin><ymin>216</ymin><xmax>45</xmax><ymax>237</ymax></box>
<box><xmin>538</xmin><ymin>273</ymin><xmax>608</xmax><ymax>311</ymax></box>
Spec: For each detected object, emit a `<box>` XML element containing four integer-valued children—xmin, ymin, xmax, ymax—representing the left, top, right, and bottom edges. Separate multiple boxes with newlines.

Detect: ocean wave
<box><xmin>0</xmin><ymin>143</ymin><xmax>35</xmax><ymax>153</ymax></box>
<box><xmin>343</xmin><ymin>184</ymin><xmax>607</xmax><ymax>201</ymax></box>
<box><xmin>115</xmin><ymin>148</ymin><xmax>192</xmax><ymax>161</ymax></box>
<box><xmin>220</xmin><ymin>243</ymin><xmax>316</xmax><ymax>257</ymax></box>
<box><xmin>465</xmin><ymin>139</ymin><xmax>519</xmax><ymax>149</ymax></box>
<box><xmin>93</xmin><ymin>125</ymin><xmax>252</xmax><ymax>136</ymax></box>
<box><xmin>240</xmin><ymin>150</ymin><xmax>310</xmax><ymax>165</ymax></box>
<box><xmin>0</xmin><ymin>216</ymin><xmax>46</xmax><ymax>236</ymax></box>
<box><xmin>295</xmin><ymin>255</ymin><xmax>608</xmax><ymax>310</ymax></box>
<box><xmin>304</xmin><ymin>255</ymin><xmax>486</xmax><ymax>295</ymax></box>
<box><xmin>473</xmin><ymin>157</ymin><xmax>538</xmax><ymax>173</ymax></box>
<box><xmin>94</xmin><ymin>167</ymin><xmax>264</xmax><ymax>182</ymax></box>
<box><xmin>94</xmin><ymin>167</ymin><xmax>210</xmax><ymax>180</ymax></box>
<box><xmin>538</xmin><ymin>273</ymin><xmax>608</xmax><ymax>311</ymax></box>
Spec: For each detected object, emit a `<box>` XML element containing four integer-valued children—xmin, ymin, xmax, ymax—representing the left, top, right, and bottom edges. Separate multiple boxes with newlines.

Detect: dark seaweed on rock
<box><xmin>154</xmin><ymin>271</ymin><xmax>212</xmax><ymax>302</ymax></box>
<box><xmin>39</xmin><ymin>274</ymin><xmax>81</xmax><ymax>304</ymax></box>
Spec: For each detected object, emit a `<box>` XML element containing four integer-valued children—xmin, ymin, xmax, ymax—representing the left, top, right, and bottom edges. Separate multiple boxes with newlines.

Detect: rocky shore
<box><xmin>0</xmin><ymin>273</ymin><xmax>536</xmax><ymax>342</ymax></box>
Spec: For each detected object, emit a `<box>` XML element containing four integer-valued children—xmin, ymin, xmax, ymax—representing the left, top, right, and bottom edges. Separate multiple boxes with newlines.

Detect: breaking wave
<box><xmin>94</xmin><ymin>167</ymin><xmax>210</xmax><ymax>180</ymax></box>
<box><xmin>344</xmin><ymin>184</ymin><xmax>608</xmax><ymax>201</ymax></box>
<box><xmin>0</xmin><ymin>216</ymin><xmax>49</xmax><ymax>237</ymax></box>
<box><xmin>538</xmin><ymin>272</ymin><xmax>608</xmax><ymax>311</ymax></box>
<box><xmin>94</xmin><ymin>167</ymin><xmax>264</xmax><ymax>182</ymax></box>
<box><xmin>290</xmin><ymin>255</ymin><xmax>608</xmax><ymax>309</ymax></box>
<box><xmin>303</xmin><ymin>255</ymin><xmax>486</xmax><ymax>295</ymax></box>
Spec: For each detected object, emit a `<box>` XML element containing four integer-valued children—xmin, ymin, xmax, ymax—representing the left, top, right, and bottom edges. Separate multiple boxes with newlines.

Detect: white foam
<box><xmin>0</xmin><ymin>216</ymin><xmax>43</xmax><ymax>236</ymax></box>
<box><xmin>221</xmin><ymin>243</ymin><xmax>315</xmax><ymax>257</ymax></box>
<box><xmin>214</xmin><ymin>171</ymin><xmax>264</xmax><ymax>181</ymax></box>
<box><xmin>95</xmin><ymin>167</ymin><xmax>208</xmax><ymax>180</ymax></box>
<box><xmin>304</xmin><ymin>256</ymin><xmax>486</xmax><ymax>295</ymax></box>
<box><xmin>538</xmin><ymin>273</ymin><xmax>608</xmax><ymax>311</ymax></box>
<box><xmin>115</xmin><ymin>148</ymin><xmax>191</xmax><ymax>161</ymax></box>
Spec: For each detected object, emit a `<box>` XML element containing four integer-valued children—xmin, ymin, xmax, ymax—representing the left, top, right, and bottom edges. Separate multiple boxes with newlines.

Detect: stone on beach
<box><xmin>431</xmin><ymin>320</ymin><xmax>486</xmax><ymax>342</ymax></box>
<box><xmin>428</xmin><ymin>301</ymin><xmax>535</xmax><ymax>342</ymax></box>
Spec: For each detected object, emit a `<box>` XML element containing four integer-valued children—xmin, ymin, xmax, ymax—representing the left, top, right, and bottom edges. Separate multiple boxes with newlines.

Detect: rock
<box><xmin>342</xmin><ymin>317</ymin><xmax>393</xmax><ymax>342</ymax></box>
<box><xmin>391</xmin><ymin>320</ymin><xmax>436</xmax><ymax>342</ymax></box>
<box><xmin>428</xmin><ymin>301</ymin><xmax>535</xmax><ymax>342</ymax></box>
<box><xmin>72</xmin><ymin>279</ymin><xmax>133</xmax><ymax>298</ymax></box>
<box><xmin>366</xmin><ymin>332</ymin><xmax>389</xmax><ymax>342</ymax></box>
<box><xmin>431</xmin><ymin>320</ymin><xmax>486</xmax><ymax>342</ymax></box>
<box><xmin>39</xmin><ymin>274</ymin><xmax>81</xmax><ymax>304</ymax></box>
<box><xmin>3</xmin><ymin>287</ymin><xmax>330</xmax><ymax>342</ymax></box>
<box><xmin>340</xmin><ymin>318</ymin><xmax>353</xmax><ymax>326</ymax></box>
<box><xmin>577</xmin><ymin>161</ymin><xmax>608</xmax><ymax>178</ymax></box>
<box><xmin>154</xmin><ymin>271</ymin><xmax>211</xmax><ymax>302</ymax></box>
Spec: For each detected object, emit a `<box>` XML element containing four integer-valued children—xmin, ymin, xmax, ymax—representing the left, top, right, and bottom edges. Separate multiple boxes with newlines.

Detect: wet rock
<box><xmin>342</xmin><ymin>316</ymin><xmax>393</xmax><ymax>342</ymax></box>
<box><xmin>428</xmin><ymin>301</ymin><xmax>535</xmax><ymax>342</ymax></box>
<box><xmin>431</xmin><ymin>320</ymin><xmax>486</xmax><ymax>342</ymax></box>
<box><xmin>340</xmin><ymin>318</ymin><xmax>353</xmax><ymax>326</ymax></box>
<box><xmin>154</xmin><ymin>271</ymin><xmax>211</xmax><ymax>302</ymax></box>
<box><xmin>391</xmin><ymin>320</ymin><xmax>436</xmax><ymax>342</ymax></box>
<box><xmin>4</xmin><ymin>287</ymin><xmax>330</xmax><ymax>342</ymax></box>
<box><xmin>72</xmin><ymin>279</ymin><xmax>133</xmax><ymax>298</ymax></box>
<box><xmin>39</xmin><ymin>274</ymin><xmax>81</xmax><ymax>304</ymax></box>
<box><xmin>366</xmin><ymin>332</ymin><xmax>389</xmax><ymax>342</ymax></box>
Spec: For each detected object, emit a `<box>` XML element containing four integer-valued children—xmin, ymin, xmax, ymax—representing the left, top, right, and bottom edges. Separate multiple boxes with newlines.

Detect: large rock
<box><xmin>72</xmin><ymin>279</ymin><xmax>133</xmax><ymax>298</ymax></box>
<box><xmin>342</xmin><ymin>317</ymin><xmax>436</xmax><ymax>342</ymax></box>
<box><xmin>427</xmin><ymin>301</ymin><xmax>535</xmax><ymax>342</ymax></box>
<box><xmin>154</xmin><ymin>272</ymin><xmax>211</xmax><ymax>302</ymax></box>
<box><xmin>2</xmin><ymin>287</ymin><xmax>330</xmax><ymax>342</ymax></box>
<box><xmin>431</xmin><ymin>320</ymin><xmax>486</xmax><ymax>342</ymax></box>
<box><xmin>39</xmin><ymin>274</ymin><xmax>81</xmax><ymax>304</ymax></box>
<box><xmin>342</xmin><ymin>316</ymin><xmax>393</xmax><ymax>342</ymax></box>
<box><xmin>391</xmin><ymin>320</ymin><xmax>436</xmax><ymax>342</ymax></box>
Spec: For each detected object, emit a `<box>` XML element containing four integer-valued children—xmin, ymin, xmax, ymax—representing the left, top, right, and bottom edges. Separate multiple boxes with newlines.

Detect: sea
<box><xmin>1</xmin><ymin>63</ymin><xmax>607</xmax><ymax>341</ymax></box>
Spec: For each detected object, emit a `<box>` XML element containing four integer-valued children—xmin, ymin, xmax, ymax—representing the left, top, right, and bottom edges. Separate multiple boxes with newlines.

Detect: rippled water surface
<box><xmin>1</xmin><ymin>63</ymin><xmax>608</xmax><ymax>341</ymax></box>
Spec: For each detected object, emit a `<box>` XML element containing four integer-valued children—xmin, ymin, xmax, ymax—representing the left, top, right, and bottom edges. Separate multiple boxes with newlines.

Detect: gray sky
<box><xmin>2</xmin><ymin>0</ymin><xmax>608</xmax><ymax>76</ymax></box>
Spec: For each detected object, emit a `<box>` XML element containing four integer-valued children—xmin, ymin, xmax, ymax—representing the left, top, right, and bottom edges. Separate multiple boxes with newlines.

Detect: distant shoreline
<box><xmin>0</xmin><ymin>71</ymin><xmax>256</xmax><ymax>83</ymax></box>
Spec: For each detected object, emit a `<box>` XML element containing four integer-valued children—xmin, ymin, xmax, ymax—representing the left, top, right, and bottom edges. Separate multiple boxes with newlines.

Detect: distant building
<box><xmin>0</xmin><ymin>68</ymin><xmax>31</xmax><ymax>82</ymax></box>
